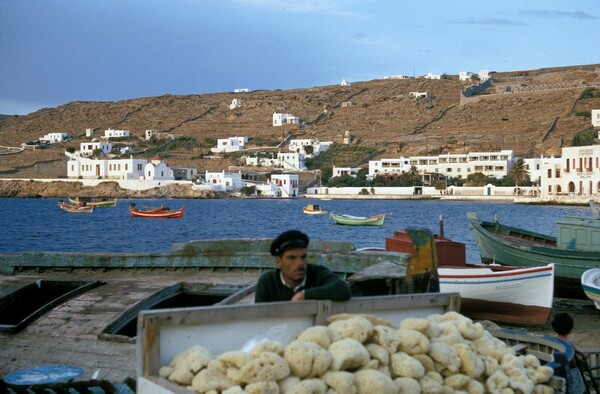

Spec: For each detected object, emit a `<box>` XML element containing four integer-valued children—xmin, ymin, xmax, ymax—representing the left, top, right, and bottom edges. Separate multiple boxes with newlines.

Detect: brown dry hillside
<box><xmin>1</xmin><ymin>64</ymin><xmax>599</xmax><ymax>179</ymax></box>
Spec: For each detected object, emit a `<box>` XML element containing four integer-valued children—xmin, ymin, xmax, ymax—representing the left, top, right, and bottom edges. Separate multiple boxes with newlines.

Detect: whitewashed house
<box><xmin>211</xmin><ymin>136</ymin><xmax>248</xmax><ymax>153</ymax></box>
<box><xmin>424</xmin><ymin>73</ymin><xmax>441</xmax><ymax>80</ymax></box>
<box><xmin>204</xmin><ymin>170</ymin><xmax>243</xmax><ymax>192</ymax></box>
<box><xmin>145</xmin><ymin>130</ymin><xmax>156</xmax><ymax>140</ymax></box>
<box><xmin>85</xmin><ymin>128</ymin><xmax>95</xmax><ymax>138</ymax></box>
<box><xmin>524</xmin><ymin>156</ymin><xmax>560</xmax><ymax>184</ymax></box>
<box><xmin>368</xmin><ymin>157</ymin><xmax>411</xmax><ymax>180</ymax></box>
<box><xmin>332</xmin><ymin>166</ymin><xmax>360</xmax><ymax>178</ymax></box>
<box><xmin>104</xmin><ymin>129</ymin><xmax>130</xmax><ymax>138</ymax></box>
<box><xmin>270</xmin><ymin>173</ymin><xmax>299</xmax><ymax>197</ymax></box>
<box><xmin>384</xmin><ymin>75</ymin><xmax>410</xmax><ymax>80</ymax></box>
<box><xmin>277</xmin><ymin>152</ymin><xmax>306</xmax><ymax>170</ymax></box>
<box><xmin>234</xmin><ymin>88</ymin><xmax>249</xmax><ymax>93</ymax></box>
<box><xmin>478</xmin><ymin>69</ymin><xmax>491</xmax><ymax>81</ymax></box>
<box><xmin>340</xmin><ymin>79</ymin><xmax>351</xmax><ymax>86</ymax></box>
<box><xmin>39</xmin><ymin>132</ymin><xmax>69</xmax><ymax>144</ymax></box>
<box><xmin>144</xmin><ymin>156</ymin><xmax>174</xmax><ymax>180</ymax></box>
<box><xmin>288</xmin><ymin>139</ymin><xmax>332</xmax><ymax>158</ymax></box>
<box><xmin>173</xmin><ymin>167</ymin><xmax>198</xmax><ymax>181</ymax></box>
<box><xmin>409</xmin><ymin>92</ymin><xmax>431</xmax><ymax>99</ymax></box>
<box><xmin>459</xmin><ymin>71</ymin><xmax>474</xmax><ymax>81</ymax></box>
<box><xmin>592</xmin><ymin>109</ymin><xmax>600</xmax><ymax>128</ymax></box>
<box><xmin>67</xmin><ymin>156</ymin><xmax>146</xmax><ymax>179</ymax></box>
<box><xmin>80</xmin><ymin>141</ymin><xmax>112</xmax><ymax>157</ymax></box>
<box><xmin>273</xmin><ymin>113</ymin><xmax>300</xmax><ymax>127</ymax></box>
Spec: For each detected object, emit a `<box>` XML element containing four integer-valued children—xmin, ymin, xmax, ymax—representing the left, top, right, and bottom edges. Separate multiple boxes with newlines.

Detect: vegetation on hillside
<box><xmin>572</xmin><ymin>129</ymin><xmax>597</xmax><ymax>147</ymax></box>
<box><xmin>305</xmin><ymin>144</ymin><xmax>378</xmax><ymax>182</ymax></box>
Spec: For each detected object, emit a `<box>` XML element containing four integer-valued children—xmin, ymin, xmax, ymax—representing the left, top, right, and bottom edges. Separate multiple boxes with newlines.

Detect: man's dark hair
<box><xmin>551</xmin><ymin>312</ymin><xmax>574</xmax><ymax>336</ymax></box>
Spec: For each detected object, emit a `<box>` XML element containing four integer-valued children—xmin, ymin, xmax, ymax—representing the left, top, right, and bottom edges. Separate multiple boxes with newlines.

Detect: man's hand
<box><xmin>291</xmin><ymin>290</ymin><xmax>305</xmax><ymax>302</ymax></box>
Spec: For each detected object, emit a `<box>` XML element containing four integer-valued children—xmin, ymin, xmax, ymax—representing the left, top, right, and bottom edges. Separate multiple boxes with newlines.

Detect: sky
<box><xmin>1</xmin><ymin>0</ymin><xmax>599</xmax><ymax>116</ymax></box>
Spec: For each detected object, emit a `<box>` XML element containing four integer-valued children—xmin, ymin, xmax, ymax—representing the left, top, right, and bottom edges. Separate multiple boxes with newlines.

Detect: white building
<box><xmin>39</xmin><ymin>132</ymin><xmax>69</xmax><ymax>144</ymax></box>
<box><xmin>479</xmin><ymin>69</ymin><xmax>491</xmax><ymax>81</ymax></box>
<box><xmin>592</xmin><ymin>109</ymin><xmax>600</xmax><ymax>127</ymax></box>
<box><xmin>273</xmin><ymin>113</ymin><xmax>300</xmax><ymax>127</ymax></box>
<box><xmin>144</xmin><ymin>156</ymin><xmax>174</xmax><ymax>180</ymax></box>
<box><xmin>540</xmin><ymin>145</ymin><xmax>600</xmax><ymax>196</ymax></box>
<box><xmin>384</xmin><ymin>74</ymin><xmax>410</xmax><ymax>80</ymax></box>
<box><xmin>368</xmin><ymin>157</ymin><xmax>411</xmax><ymax>180</ymax></box>
<box><xmin>459</xmin><ymin>71</ymin><xmax>474</xmax><ymax>81</ymax></box>
<box><xmin>277</xmin><ymin>152</ymin><xmax>306</xmax><ymax>170</ymax></box>
<box><xmin>270</xmin><ymin>173</ymin><xmax>299</xmax><ymax>197</ymax></box>
<box><xmin>211</xmin><ymin>136</ymin><xmax>248</xmax><ymax>153</ymax></box>
<box><xmin>340</xmin><ymin>79</ymin><xmax>351</xmax><ymax>86</ymax></box>
<box><xmin>67</xmin><ymin>156</ymin><xmax>146</xmax><ymax>179</ymax></box>
<box><xmin>288</xmin><ymin>139</ymin><xmax>332</xmax><ymax>158</ymax></box>
<box><xmin>204</xmin><ymin>170</ymin><xmax>243</xmax><ymax>192</ymax></box>
<box><xmin>145</xmin><ymin>130</ymin><xmax>156</xmax><ymax>140</ymax></box>
<box><xmin>234</xmin><ymin>88</ymin><xmax>249</xmax><ymax>93</ymax></box>
<box><xmin>409</xmin><ymin>92</ymin><xmax>431</xmax><ymax>99</ymax></box>
<box><xmin>104</xmin><ymin>129</ymin><xmax>130</xmax><ymax>138</ymax></box>
<box><xmin>173</xmin><ymin>167</ymin><xmax>198</xmax><ymax>181</ymax></box>
<box><xmin>409</xmin><ymin>150</ymin><xmax>514</xmax><ymax>180</ymax></box>
<box><xmin>80</xmin><ymin>141</ymin><xmax>112</xmax><ymax>157</ymax></box>
<box><xmin>229</xmin><ymin>99</ymin><xmax>241</xmax><ymax>110</ymax></box>
<box><xmin>524</xmin><ymin>156</ymin><xmax>560</xmax><ymax>184</ymax></box>
<box><xmin>332</xmin><ymin>166</ymin><xmax>360</xmax><ymax>178</ymax></box>
<box><xmin>424</xmin><ymin>73</ymin><xmax>441</xmax><ymax>80</ymax></box>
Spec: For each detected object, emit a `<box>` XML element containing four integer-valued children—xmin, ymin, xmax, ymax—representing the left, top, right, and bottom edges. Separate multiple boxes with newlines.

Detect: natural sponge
<box><xmin>284</xmin><ymin>339</ymin><xmax>332</xmax><ymax>378</ymax></box>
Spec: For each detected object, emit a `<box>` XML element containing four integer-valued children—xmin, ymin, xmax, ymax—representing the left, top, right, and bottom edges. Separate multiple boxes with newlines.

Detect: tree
<box><xmin>465</xmin><ymin>172</ymin><xmax>489</xmax><ymax>187</ymax></box>
<box><xmin>511</xmin><ymin>158</ymin><xmax>530</xmax><ymax>194</ymax></box>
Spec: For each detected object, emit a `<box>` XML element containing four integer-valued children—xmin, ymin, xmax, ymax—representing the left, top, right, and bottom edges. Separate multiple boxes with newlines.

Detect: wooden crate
<box><xmin>136</xmin><ymin>293</ymin><xmax>460</xmax><ymax>393</ymax></box>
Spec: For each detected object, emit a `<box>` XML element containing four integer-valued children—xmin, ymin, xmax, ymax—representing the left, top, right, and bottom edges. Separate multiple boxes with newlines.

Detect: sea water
<box><xmin>0</xmin><ymin>197</ymin><xmax>590</xmax><ymax>263</ymax></box>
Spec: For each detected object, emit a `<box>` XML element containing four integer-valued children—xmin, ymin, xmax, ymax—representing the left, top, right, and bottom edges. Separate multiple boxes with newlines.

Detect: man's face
<box><xmin>276</xmin><ymin>247</ymin><xmax>308</xmax><ymax>286</ymax></box>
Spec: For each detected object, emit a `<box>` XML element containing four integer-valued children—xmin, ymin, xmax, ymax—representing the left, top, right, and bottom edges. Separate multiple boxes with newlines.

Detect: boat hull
<box><xmin>438</xmin><ymin>264</ymin><xmax>554</xmax><ymax>325</ymax></box>
<box><xmin>467</xmin><ymin>212</ymin><xmax>599</xmax><ymax>298</ymax></box>
<box><xmin>130</xmin><ymin>208</ymin><xmax>184</xmax><ymax>218</ymax></box>
<box><xmin>331</xmin><ymin>213</ymin><xmax>385</xmax><ymax>226</ymax></box>
<box><xmin>581</xmin><ymin>268</ymin><xmax>600</xmax><ymax>309</ymax></box>
<box><xmin>69</xmin><ymin>197</ymin><xmax>117</xmax><ymax>208</ymax></box>
<box><xmin>58</xmin><ymin>202</ymin><xmax>94</xmax><ymax>213</ymax></box>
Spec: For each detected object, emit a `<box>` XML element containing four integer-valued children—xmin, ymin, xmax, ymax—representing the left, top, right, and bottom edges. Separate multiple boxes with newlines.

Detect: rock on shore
<box><xmin>0</xmin><ymin>180</ymin><xmax>225</xmax><ymax>199</ymax></box>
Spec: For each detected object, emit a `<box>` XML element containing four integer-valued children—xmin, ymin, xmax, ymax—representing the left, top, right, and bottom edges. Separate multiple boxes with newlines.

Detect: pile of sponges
<box><xmin>158</xmin><ymin>311</ymin><xmax>557</xmax><ymax>393</ymax></box>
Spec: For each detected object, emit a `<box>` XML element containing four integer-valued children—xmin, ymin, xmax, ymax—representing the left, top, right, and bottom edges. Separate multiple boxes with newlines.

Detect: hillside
<box><xmin>1</xmin><ymin>64</ymin><xmax>599</xmax><ymax>180</ymax></box>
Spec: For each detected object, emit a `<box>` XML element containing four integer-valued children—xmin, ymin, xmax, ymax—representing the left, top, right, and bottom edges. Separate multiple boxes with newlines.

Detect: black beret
<box><xmin>270</xmin><ymin>230</ymin><xmax>309</xmax><ymax>256</ymax></box>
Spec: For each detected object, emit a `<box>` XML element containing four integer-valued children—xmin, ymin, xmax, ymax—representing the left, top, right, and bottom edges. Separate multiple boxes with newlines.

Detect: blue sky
<box><xmin>1</xmin><ymin>0</ymin><xmax>598</xmax><ymax>115</ymax></box>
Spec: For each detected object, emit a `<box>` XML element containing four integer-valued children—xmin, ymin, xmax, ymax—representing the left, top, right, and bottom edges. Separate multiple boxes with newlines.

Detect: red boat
<box><xmin>129</xmin><ymin>203</ymin><xmax>184</xmax><ymax>218</ymax></box>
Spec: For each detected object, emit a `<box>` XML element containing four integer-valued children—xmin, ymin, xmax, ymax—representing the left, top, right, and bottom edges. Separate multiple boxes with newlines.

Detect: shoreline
<box><xmin>0</xmin><ymin>178</ymin><xmax>596</xmax><ymax>207</ymax></box>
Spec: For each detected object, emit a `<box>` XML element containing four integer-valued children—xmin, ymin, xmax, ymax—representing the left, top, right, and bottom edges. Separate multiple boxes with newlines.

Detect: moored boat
<box><xmin>467</xmin><ymin>211</ymin><xmax>600</xmax><ymax>298</ymax></box>
<box><xmin>303</xmin><ymin>204</ymin><xmax>326</xmax><ymax>215</ymax></box>
<box><xmin>58</xmin><ymin>201</ymin><xmax>94</xmax><ymax>213</ymax></box>
<box><xmin>69</xmin><ymin>197</ymin><xmax>117</xmax><ymax>208</ymax></box>
<box><xmin>129</xmin><ymin>203</ymin><xmax>184</xmax><ymax>218</ymax></box>
<box><xmin>330</xmin><ymin>212</ymin><xmax>386</xmax><ymax>226</ymax></box>
<box><xmin>438</xmin><ymin>264</ymin><xmax>555</xmax><ymax>325</ymax></box>
<box><xmin>581</xmin><ymin>268</ymin><xmax>600</xmax><ymax>309</ymax></box>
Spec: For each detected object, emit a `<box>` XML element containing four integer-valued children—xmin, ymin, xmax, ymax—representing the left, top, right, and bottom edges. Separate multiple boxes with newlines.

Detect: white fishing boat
<box><xmin>581</xmin><ymin>268</ymin><xmax>600</xmax><ymax>309</ymax></box>
<box><xmin>438</xmin><ymin>263</ymin><xmax>555</xmax><ymax>325</ymax></box>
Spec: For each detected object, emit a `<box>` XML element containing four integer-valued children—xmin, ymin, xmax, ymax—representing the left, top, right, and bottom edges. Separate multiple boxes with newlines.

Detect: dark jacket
<box><xmin>254</xmin><ymin>264</ymin><xmax>351</xmax><ymax>303</ymax></box>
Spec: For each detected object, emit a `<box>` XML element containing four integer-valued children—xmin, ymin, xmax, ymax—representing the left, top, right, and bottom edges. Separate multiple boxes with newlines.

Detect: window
<box><xmin>547</xmin><ymin>169</ymin><xmax>552</xmax><ymax>178</ymax></box>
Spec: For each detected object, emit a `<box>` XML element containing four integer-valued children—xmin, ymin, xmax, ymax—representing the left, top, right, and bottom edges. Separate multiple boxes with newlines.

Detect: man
<box><xmin>254</xmin><ymin>229</ymin><xmax>352</xmax><ymax>303</ymax></box>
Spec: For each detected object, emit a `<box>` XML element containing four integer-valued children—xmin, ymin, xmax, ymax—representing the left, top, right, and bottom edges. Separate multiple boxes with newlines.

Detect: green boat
<box><xmin>330</xmin><ymin>212</ymin><xmax>386</xmax><ymax>226</ymax></box>
<box><xmin>467</xmin><ymin>212</ymin><xmax>600</xmax><ymax>299</ymax></box>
